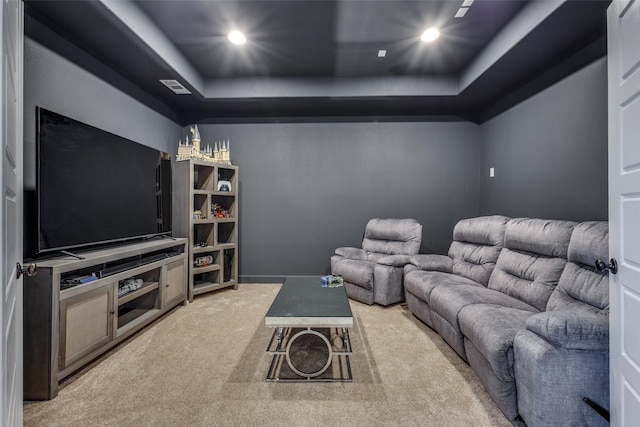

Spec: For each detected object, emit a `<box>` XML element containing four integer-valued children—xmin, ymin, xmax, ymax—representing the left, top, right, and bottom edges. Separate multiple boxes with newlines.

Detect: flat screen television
<box><xmin>36</xmin><ymin>107</ymin><xmax>172</xmax><ymax>256</ymax></box>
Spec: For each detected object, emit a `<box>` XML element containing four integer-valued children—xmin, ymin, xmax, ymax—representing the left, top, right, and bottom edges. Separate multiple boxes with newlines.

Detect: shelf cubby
<box><xmin>212</xmin><ymin>195</ymin><xmax>236</xmax><ymax>217</ymax></box>
<box><xmin>193</xmin><ymin>164</ymin><xmax>215</xmax><ymax>191</ymax></box>
<box><xmin>223</xmin><ymin>249</ymin><xmax>236</xmax><ymax>283</ymax></box>
<box><xmin>194</xmin><ymin>194</ymin><xmax>209</xmax><ymax>218</ymax></box>
<box><xmin>218</xmin><ymin>222</ymin><xmax>236</xmax><ymax>245</ymax></box>
<box><xmin>117</xmin><ymin>287</ymin><xmax>160</xmax><ymax>331</ymax></box>
<box><xmin>193</xmin><ymin>223</ymin><xmax>215</xmax><ymax>247</ymax></box>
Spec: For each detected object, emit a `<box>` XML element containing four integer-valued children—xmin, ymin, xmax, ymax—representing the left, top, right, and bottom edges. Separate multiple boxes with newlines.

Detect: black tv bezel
<box><xmin>35</xmin><ymin>107</ymin><xmax>172</xmax><ymax>257</ymax></box>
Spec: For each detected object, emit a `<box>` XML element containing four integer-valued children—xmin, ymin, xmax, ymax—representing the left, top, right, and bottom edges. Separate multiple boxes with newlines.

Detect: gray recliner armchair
<box><xmin>331</xmin><ymin>218</ymin><xmax>422</xmax><ymax>306</ymax></box>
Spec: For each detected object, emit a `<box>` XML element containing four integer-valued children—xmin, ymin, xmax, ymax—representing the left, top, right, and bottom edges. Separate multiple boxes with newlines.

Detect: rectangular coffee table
<box><xmin>264</xmin><ymin>277</ymin><xmax>353</xmax><ymax>382</ymax></box>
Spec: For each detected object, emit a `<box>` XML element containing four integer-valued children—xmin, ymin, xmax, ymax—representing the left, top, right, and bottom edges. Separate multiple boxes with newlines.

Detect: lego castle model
<box><xmin>176</xmin><ymin>124</ymin><xmax>232</xmax><ymax>165</ymax></box>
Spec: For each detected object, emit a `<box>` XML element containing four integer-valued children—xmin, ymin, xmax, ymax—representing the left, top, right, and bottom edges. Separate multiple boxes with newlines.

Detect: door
<box><xmin>608</xmin><ymin>1</ymin><xmax>640</xmax><ymax>425</ymax></box>
<box><xmin>0</xmin><ymin>0</ymin><xmax>23</xmax><ymax>425</ymax></box>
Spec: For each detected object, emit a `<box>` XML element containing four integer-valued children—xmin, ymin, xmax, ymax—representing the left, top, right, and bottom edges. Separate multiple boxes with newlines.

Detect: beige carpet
<box><xmin>24</xmin><ymin>284</ymin><xmax>512</xmax><ymax>427</ymax></box>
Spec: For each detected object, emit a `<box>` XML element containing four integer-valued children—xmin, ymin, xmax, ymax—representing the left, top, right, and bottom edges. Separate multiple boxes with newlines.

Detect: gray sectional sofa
<box><xmin>404</xmin><ymin>216</ymin><xmax>609</xmax><ymax>427</ymax></box>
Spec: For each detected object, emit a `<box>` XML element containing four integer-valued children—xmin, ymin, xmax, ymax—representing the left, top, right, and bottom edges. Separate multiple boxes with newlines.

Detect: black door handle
<box><xmin>595</xmin><ymin>258</ymin><xmax>618</xmax><ymax>274</ymax></box>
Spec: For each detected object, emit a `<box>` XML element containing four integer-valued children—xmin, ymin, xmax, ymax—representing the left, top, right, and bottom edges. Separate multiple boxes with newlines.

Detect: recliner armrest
<box><xmin>408</xmin><ymin>254</ymin><xmax>453</xmax><ymax>273</ymax></box>
<box><xmin>525</xmin><ymin>310</ymin><xmax>609</xmax><ymax>350</ymax></box>
<box><xmin>335</xmin><ymin>247</ymin><xmax>368</xmax><ymax>260</ymax></box>
<box><xmin>377</xmin><ymin>254</ymin><xmax>412</xmax><ymax>267</ymax></box>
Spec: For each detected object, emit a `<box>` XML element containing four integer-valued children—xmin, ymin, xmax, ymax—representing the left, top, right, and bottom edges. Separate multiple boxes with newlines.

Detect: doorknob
<box><xmin>16</xmin><ymin>262</ymin><xmax>37</xmax><ymax>279</ymax></box>
<box><xmin>595</xmin><ymin>258</ymin><xmax>618</xmax><ymax>274</ymax></box>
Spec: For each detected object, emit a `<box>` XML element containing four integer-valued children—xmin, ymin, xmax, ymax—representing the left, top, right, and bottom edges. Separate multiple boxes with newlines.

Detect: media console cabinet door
<box><xmin>59</xmin><ymin>284</ymin><xmax>114</xmax><ymax>369</ymax></box>
<box><xmin>164</xmin><ymin>258</ymin><xmax>187</xmax><ymax>307</ymax></box>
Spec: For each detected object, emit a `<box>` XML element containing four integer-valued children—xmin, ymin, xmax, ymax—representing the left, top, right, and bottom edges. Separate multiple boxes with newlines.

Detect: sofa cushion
<box><xmin>547</xmin><ymin>221</ymin><xmax>609</xmax><ymax>313</ymax></box>
<box><xmin>448</xmin><ymin>242</ymin><xmax>503</xmax><ymax>287</ymax></box>
<box><xmin>488</xmin><ymin>249</ymin><xmax>568</xmax><ymax>312</ymax></box>
<box><xmin>447</xmin><ymin>215</ymin><xmax>510</xmax><ymax>286</ymax></box>
<box><xmin>546</xmin><ymin>263</ymin><xmax>608</xmax><ymax>313</ymax></box>
<box><xmin>408</xmin><ymin>254</ymin><xmax>453</xmax><ymax>272</ymax></box>
<box><xmin>431</xmin><ymin>285</ymin><xmax>538</xmax><ymax>334</ymax></box>
<box><xmin>459</xmin><ymin>304</ymin><xmax>534</xmax><ymax>383</ymax></box>
<box><xmin>484</xmin><ymin>218</ymin><xmax>575</xmax><ymax>312</ymax></box>
<box><xmin>452</xmin><ymin>215</ymin><xmax>510</xmax><ymax>247</ymax></box>
<box><xmin>503</xmin><ymin>218</ymin><xmax>576</xmax><ymax>258</ymax></box>
<box><xmin>333</xmin><ymin>259</ymin><xmax>375</xmax><ymax>290</ymax></box>
<box><xmin>430</xmin><ymin>284</ymin><xmax>537</xmax><ymax>359</ymax></box>
<box><xmin>526</xmin><ymin>310</ymin><xmax>609</xmax><ymax>350</ymax></box>
<box><xmin>362</xmin><ymin>218</ymin><xmax>422</xmax><ymax>255</ymax></box>
<box><xmin>567</xmin><ymin>221</ymin><xmax>609</xmax><ymax>268</ymax></box>
<box><xmin>334</xmin><ymin>247</ymin><xmax>367</xmax><ymax>260</ymax></box>
<box><xmin>404</xmin><ymin>270</ymin><xmax>482</xmax><ymax>304</ymax></box>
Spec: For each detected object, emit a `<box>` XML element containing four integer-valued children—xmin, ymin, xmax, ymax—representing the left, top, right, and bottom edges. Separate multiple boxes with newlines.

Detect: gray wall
<box><xmin>199</xmin><ymin>122</ymin><xmax>481</xmax><ymax>279</ymax></box>
<box><xmin>479</xmin><ymin>57</ymin><xmax>608</xmax><ymax>221</ymax></box>
<box><xmin>23</xmin><ymin>38</ymin><xmax>183</xmax><ymax>191</ymax></box>
<box><xmin>23</xmin><ymin>38</ymin><xmax>182</xmax><ymax>257</ymax></box>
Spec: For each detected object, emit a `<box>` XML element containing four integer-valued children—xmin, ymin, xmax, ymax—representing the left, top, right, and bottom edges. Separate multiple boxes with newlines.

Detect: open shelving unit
<box><xmin>172</xmin><ymin>159</ymin><xmax>239</xmax><ymax>301</ymax></box>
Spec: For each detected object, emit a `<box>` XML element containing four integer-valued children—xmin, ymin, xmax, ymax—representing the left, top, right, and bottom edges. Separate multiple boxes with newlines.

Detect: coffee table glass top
<box><xmin>265</xmin><ymin>277</ymin><xmax>353</xmax><ymax>327</ymax></box>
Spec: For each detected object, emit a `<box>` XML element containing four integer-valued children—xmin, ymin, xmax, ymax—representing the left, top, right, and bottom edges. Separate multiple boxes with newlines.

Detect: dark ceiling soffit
<box><xmin>467</xmin><ymin>36</ymin><xmax>607</xmax><ymax>124</ymax></box>
<box><xmin>186</xmin><ymin>114</ymin><xmax>468</xmax><ymax>125</ymax></box>
<box><xmin>24</xmin><ymin>3</ymin><xmax>183</xmax><ymax>124</ymax></box>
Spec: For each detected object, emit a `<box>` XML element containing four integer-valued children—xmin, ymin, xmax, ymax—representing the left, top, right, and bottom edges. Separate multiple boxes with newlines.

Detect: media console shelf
<box><xmin>23</xmin><ymin>238</ymin><xmax>188</xmax><ymax>400</ymax></box>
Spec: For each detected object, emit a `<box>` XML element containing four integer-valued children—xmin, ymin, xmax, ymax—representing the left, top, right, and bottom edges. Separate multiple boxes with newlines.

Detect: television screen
<box><xmin>36</xmin><ymin>107</ymin><xmax>171</xmax><ymax>255</ymax></box>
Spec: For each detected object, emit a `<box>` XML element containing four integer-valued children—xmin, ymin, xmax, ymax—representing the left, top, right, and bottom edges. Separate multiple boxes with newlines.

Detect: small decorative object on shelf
<box><xmin>212</xmin><ymin>200</ymin><xmax>233</xmax><ymax>218</ymax></box>
<box><xmin>193</xmin><ymin>209</ymin><xmax>204</xmax><ymax>220</ymax></box>
<box><xmin>176</xmin><ymin>125</ymin><xmax>233</xmax><ymax>165</ymax></box>
<box><xmin>194</xmin><ymin>255</ymin><xmax>214</xmax><ymax>267</ymax></box>
<box><xmin>118</xmin><ymin>278</ymin><xmax>143</xmax><ymax>297</ymax></box>
<box><xmin>217</xmin><ymin>180</ymin><xmax>232</xmax><ymax>192</ymax></box>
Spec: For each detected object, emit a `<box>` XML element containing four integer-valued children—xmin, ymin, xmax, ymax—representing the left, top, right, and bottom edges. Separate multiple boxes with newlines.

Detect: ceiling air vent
<box><xmin>159</xmin><ymin>79</ymin><xmax>191</xmax><ymax>95</ymax></box>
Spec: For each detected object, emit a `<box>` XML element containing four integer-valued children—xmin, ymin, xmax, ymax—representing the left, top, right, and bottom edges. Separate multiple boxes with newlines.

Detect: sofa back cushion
<box><xmin>547</xmin><ymin>221</ymin><xmax>609</xmax><ymax>314</ymax></box>
<box><xmin>447</xmin><ymin>215</ymin><xmax>510</xmax><ymax>286</ymax></box>
<box><xmin>362</xmin><ymin>218</ymin><xmax>422</xmax><ymax>256</ymax></box>
<box><xmin>488</xmin><ymin>218</ymin><xmax>576</xmax><ymax>311</ymax></box>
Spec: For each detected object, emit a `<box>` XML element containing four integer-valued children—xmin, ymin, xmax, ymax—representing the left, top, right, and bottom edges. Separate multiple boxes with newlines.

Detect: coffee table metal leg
<box><xmin>266</xmin><ymin>327</ymin><xmax>353</xmax><ymax>382</ymax></box>
<box><xmin>266</xmin><ymin>327</ymin><xmax>287</xmax><ymax>380</ymax></box>
<box><xmin>285</xmin><ymin>328</ymin><xmax>333</xmax><ymax>379</ymax></box>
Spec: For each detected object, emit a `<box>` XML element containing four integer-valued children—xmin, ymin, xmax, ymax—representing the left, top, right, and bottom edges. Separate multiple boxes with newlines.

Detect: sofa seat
<box><xmin>459</xmin><ymin>304</ymin><xmax>536</xmax><ymax>419</ymax></box>
<box><xmin>404</xmin><ymin>270</ymin><xmax>483</xmax><ymax>329</ymax></box>
<box><xmin>334</xmin><ymin>258</ymin><xmax>377</xmax><ymax>305</ymax></box>
<box><xmin>430</xmin><ymin>285</ymin><xmax>537</xmax><ymax>360</ymax></box>
<box><xmin>335</xmin><ymin>259</ymin><xmax>375</xmax><ymax>291</ymax></box>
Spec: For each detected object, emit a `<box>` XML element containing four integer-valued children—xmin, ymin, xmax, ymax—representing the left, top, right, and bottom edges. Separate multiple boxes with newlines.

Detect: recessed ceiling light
<box><xmin>378</xmin><ymin>49</ymin><xmax>387</xmax><ymax>58</ymax></box>
<box><xmin>462</xmin><ymin>0</ymin><xmax>475</xmax><ymax>7</ymax></box>
<box><xmin>421</xmin><ymin>28</ymin><xmax>440</xmax><ymax>43</ymax></box>
<box><xmin>228</xmin><ymin>30</ymin><xmax>246</xmax><ymax>45</ymax></box>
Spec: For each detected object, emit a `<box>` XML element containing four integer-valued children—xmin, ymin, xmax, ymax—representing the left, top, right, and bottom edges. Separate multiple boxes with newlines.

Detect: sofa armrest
<box><xmin>377</xmin><ymin>254</ymin><xmax>412</xmax><ymax>267</ymax></box>
<box><xmin>335</xmin><ymin>247</ymin><xmax>367</xmax><ymax>260</ymax></box>
<box><xmin>526</xmin><ymin>310</ymin><xmax>609</xmax><ymax>350</ymax></box>
<box><xmin>409</xmin><ymin>254</ymin><xmax>453</xmax><ymax>273</ymax></box>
